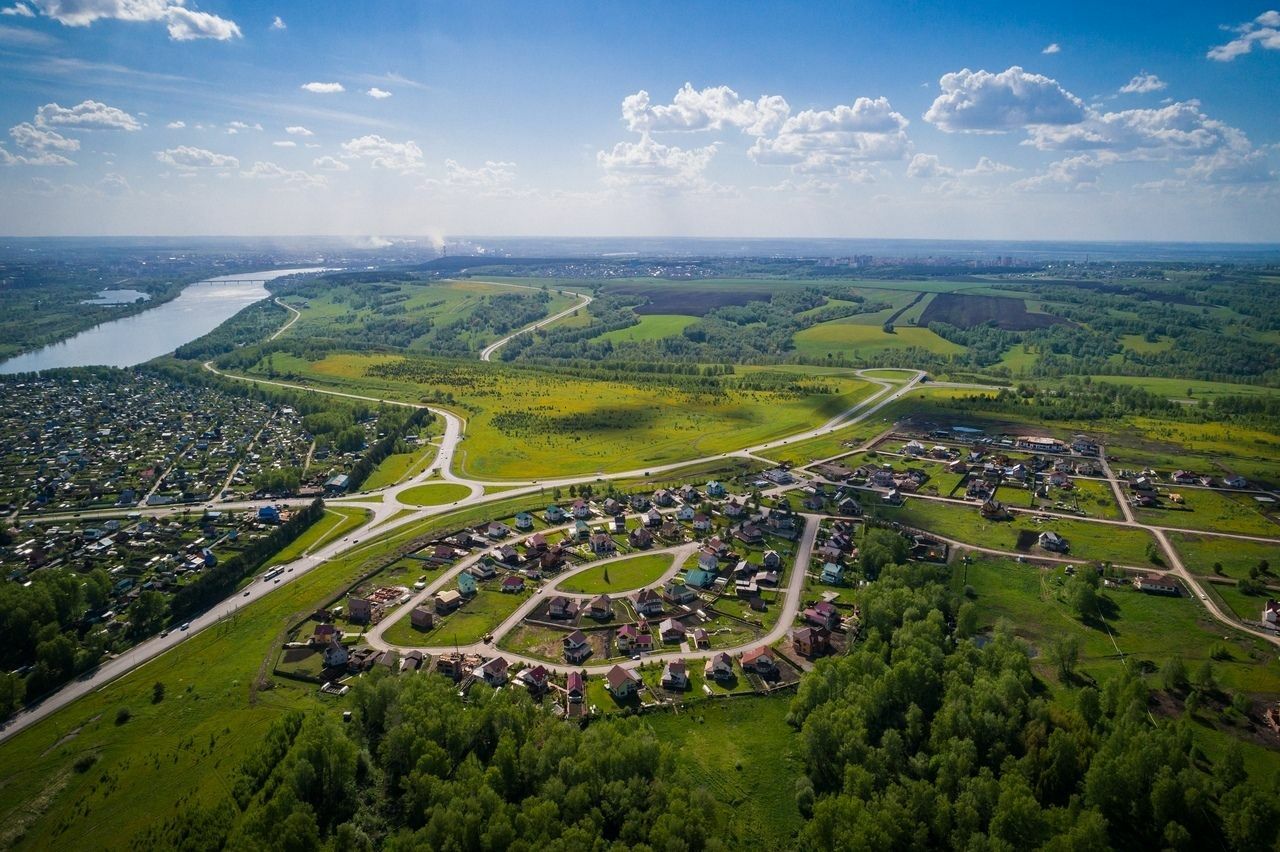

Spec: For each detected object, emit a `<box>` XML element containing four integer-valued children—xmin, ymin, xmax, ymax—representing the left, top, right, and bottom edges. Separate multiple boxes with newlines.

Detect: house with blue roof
<box><xmin>685</xmin><ymin>568</ymin><xmax>715</xmax><ymax>588</ymax></box>
<box><xmin>820</xmin><ymin>562</ymin><xmax>845</xmax><ymax>585</ymax></box>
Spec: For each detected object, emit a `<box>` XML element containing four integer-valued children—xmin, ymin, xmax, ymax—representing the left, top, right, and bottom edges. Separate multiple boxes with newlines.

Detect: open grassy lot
<box><xmin>397</xmin><ymin>482</ymin><xmax>474</xmax><ymax>506</ymax></box>
<box><xmin>361</xmin><ymin>441</ymin><xmax>438</xmax><ymax>490</ymax></box>
<box><xmin>875</xmin><ymin>496</ymin><xmax>1162</xmax><ymax>567</ymax></box>
<box><xmin>558</xmin><ymin>552</ymin><xmax>677</xmax><ymax>594</ymax></box>
<box><xmin>380</xmin><ymin>587</ymin><xmax>532</xmax><ymax>647</ymax></box>
<box><xmin>264</xmin><ymin>505</ymin><xmax>370</xmax><ymax>565</ymax></box>
<box><xmin>793</xmin><ymin>313</ymin><xmax>964</xmax><ymax>359</ymax></box>
<box><xmin>596</xmin><ymin>314</ymin><xmax>697</xmax><ymax>342</ymax></box>
<box><xmin>248</xmin><ymin>352</ymin><xmax>876</xmax><ymax>480</ymax></box>
<box><xmin>957</xmin><ymin>557</ymin><xmax>1280</xmax><ymax>704</ymax></box>
<box><xmin>764</xmin><ymin>423</ymin><xmax>872</xmax><ymax>467</ymax></box>
<box><xmin>1073</xmin><ymin>375</ymin><xmax>1280</xmax><ymax>402</ymax></box>
<box><xmin>638</xmin><ymin>696</ymin><xmax>804</xmax><ymax>849</ymax></box>
<box><xmin>1171</xmin><ymin>532</ymin><xmax>1280</xmax><ymax>580</ymax></box>
<box><xmin>1135</xmin><ymin>487</ymin><xmax>1279</xmax><ymax>536</ymax></box>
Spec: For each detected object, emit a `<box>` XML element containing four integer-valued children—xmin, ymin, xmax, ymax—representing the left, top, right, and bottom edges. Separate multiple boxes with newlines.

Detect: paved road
<box><xmin>479</xmin><ymin>282</ymin><xmax>593</xmax><ymax>362</ymax></box>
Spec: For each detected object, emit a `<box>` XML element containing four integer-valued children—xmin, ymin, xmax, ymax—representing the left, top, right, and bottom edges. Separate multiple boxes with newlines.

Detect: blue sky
<box><xmin>1</xmin><ymin>0</ymin><xmax>1278</xmax><ymax>240</ymax></box>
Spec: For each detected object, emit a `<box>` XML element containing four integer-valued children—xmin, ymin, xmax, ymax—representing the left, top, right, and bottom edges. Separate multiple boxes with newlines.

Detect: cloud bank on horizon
<box><xmin>0</xmin><ymin>1</ymin><xmax>1277</xmax><ymax>240</ymax></box>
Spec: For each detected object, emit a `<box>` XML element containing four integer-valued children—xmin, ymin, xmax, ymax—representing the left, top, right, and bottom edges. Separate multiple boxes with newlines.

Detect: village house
<box><xmin>903</xmin><ymin>440</ymin><xmax>926</xmax><ymax>456</ymax></box>
<box><xmin>573</xmin><ymin>519</ymin><xmax>591</xmax><ymax>540</ymax></box>
<box><xmin>678</xmin><ymin>485</ymin><xmax>699</xmax><ymax>503</ymax></box>
<box><xmin>500</xmin><ymin>575</ymin><xmax>525</xmax><ymax>593</ymax></box>
<box><xmin>692</xmin><ymin>627</ymin><xmax>709</xmax><ymax>648</ymax></box>
<box><xmin>457</xmin><ymin>572</ymin><xmax>478</xmax><ymax>596</ymax></box>
<box><xmin>496</xmin><ymin>544</ymin><xmax>521</xmax><ymax>565</ymax></box>
<box><xmin>645</xmin><ymin>507</ymin><xmax>663</xmax><ymax>527</ymax></box>
<box><xmin>653</xmin><ymin>489</ymin><xmax>675</xmax><ymax>507</ymax></box>
<box><xmin>589</xmin><ymin>594</ymin><xmax>613</xmax><ymax>620</ymax></box>
<box><xmin>629</xmin><ymin>527</ymin><xmax>654</xmax><ymax>549</ymax></box>
<box><xmin>479</xmin><ymin>656</ymin><xmax>508</xmax><ymax>686</ymax></box>
<box><xmin>520</xmin><ymin>664</ymin><xmax>549</xmax><ymax>694</ymax></box>
<box><xmin>322</xmin><ymin>637</ymin><xmax>349</xmax><ymax>668</ymax></box>
<box><xmin>692</xmin><ymin>512</ymin><xmax>711</xmax><ymax>532</ymax></box>
<box><xmin>732</xmin><ymin>522</ymin><xmax>763</xmax><ymax>544</ymax></box>
<box><xmin>630</xmin><ymin>493</ymin><xmax>650</xmax><ymax>511</ymax></box>
<box><xmin>410</xmin><ymin>606</ymin><xmax>434</xmax><ymax>630</ymax></box>
<box><xmin>590</xmin><ymin>532</ymin><xmax>617</xmax><ymax>555</ymax></box>
<box><xmin>633</xmin><ymin>587</ymin><xmax>663</xmax><ymax>616</ymax></box>
<box><xmin>740</xmin><ymin>646</ymin><xmax>777</xmax><ymax>676</ymax></box>
<box><xmin>675</xmin><ymin>504</ymin><xmax>695</xmax><ymax>522</ymax></box>
<box><xmin>435</xmin><ymin>588</ymin><xmax>463</xmax><ymax>613</ymax></box>
<box><xmin>792</xmin><ymin>625</ymin><xmax>830</xmax><ymax>658</ymax></box>
<box><xmin>762</xmin><ymin>550</ymin><xmax>782</xmax><ymax>569</ymax></box>
<box><xmin>980</xmin><ymin>498</ymin><xmax>1009</xmax><ymax>520</ymax></box>
<box><xmin>663</xmin><ymin>578</ymin><xmax>696</xmax><ymax>604</ymax></box>
<box><xmin>659</xmin><ymin>520</ymin><xmax>682</xmax><ymax>540</ymax></box>
<box><xmin>566</xmin><ymin>670</ymin><xmax>585</xmax><ymax>703</ymax></box>
<box><xmin>1038</xmin><ymin>531</ymin><xmax>1069</xmax><ymax>553</ymax></box>
<box><xmin>821</xmin><ymin>562</ymin><xmax>845</xmax><ymax>584</ymax></box>
<box><xmin>346</xmin><ymin>595</ymin><xmax>378</xmax><ymax>625</ymax></box>
<box><xmin>545</xmin><ymin>504</ymin><xmax>567</xmax><ymax>523</ymax></box>
<box><xmin>804</xmin><ymin>601</ymin><xmax>842</xmax><ymax>631</ymax></box>
<box><xmin>662</xmin><ymin>659</ymin><xmax>689</xmax><ymax>690</ymax></box>
<box><xmin>602</xmin><ymin>497</ymin><xmax>624</xmax><ymax>516</ymax></box>
<box><xmin>572</xmin><ymin>499</ymin><xmax>592</xmax><ymax>518</ymax></box>
<box><xmin>704</xmin><ymin>651</ymin><xmax>733</xmax><ymax>681</ymax></box>
<box><xmin>606</xmin><ymin>664</ymin><xmax>641</xmax><ymax>699</ymax></box>
<box><xmin>722</xmin><ymin>499</ymin><xmax>746</xmax><ymax>519</ymax></box>
<box><xmin>563</xmin><ymin>630</ymin><xmax>591</xmax><ymax>663</ymax></box>
<box><xmin>514</xmin><ymin>512</ymin><xmax>534</xmax><ymax>531</ymax></box>
<box><xmin>705</xmin><ymin>480</ymin><xmax>726</xmax><ymax>498</ymax></box>
<box><xmin>548</xmin><ymin>595</ymin><xmax>579</xmax><ymax>620</ymax></box>
<box><xmin>486</xmin><ymin>521</ymin><xmax>510</xmax><ymax>540</ymax></box>
<box><xmin>526</xmin><ymin>532</ymin><xmax>548</xmax><ymax>553</ymax></box>
<box><xmin>470</xmin><ymin>560</ymin><xmax>497</xmax><ymax>579</ymax></box>
<box><xmin>659</xmin><ymin>618</ymin><xmax>686</xmax><ymax>643</ymax></box>
<box><xmin>1134</xmin><ymin>574</ymin><xmax>1181</xmax><ymax>595</ymax></box>
<box><xmin>615</xmin><ymin>623</ymin><xmax>641</xmax><ymax>653</ymax></box>
<box><xmin>611</xmin><ymin>515</ymin><xmax>627</xmax><ymax>534</ymax></box>
<box><xmin>684</xmin><ymin>567</ymin><xmax>715</xmax><ymax>589</ymax></box>
<box><xmin>540</xmin><ymin>545</ymin><xmax>568</xmax><ymax>573</ymax></box>
<box><xmin>1263</xmin><ymin>599</ymin><xmax>1280</xmax><ymax>624</ymax></box>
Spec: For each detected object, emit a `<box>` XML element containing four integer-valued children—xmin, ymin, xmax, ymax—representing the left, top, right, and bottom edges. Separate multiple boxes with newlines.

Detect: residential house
<box><xmin>821</xmin><ymin>562</ymin><xmax>845</xmax><ymax>585</ymax></box>
<box><xmin>837</xmin><ymin>496</ymin><xmax>863</xmax><ymax>516</ymax></box>
<box><xmin>685</xmin><ymin>568</ymin><xmax>715</xmax><ymax>589</ymax></box>
<box><xmin>629</xmin><ymin>527</ymin><xmax>654</xmax><ymax>549</ymax></box>
<box><xmin>589</xmin><ymin>594</ymin><xmax>613</xmax><ymax>620</ymax></box>
<box><xmin>572</xmin><ymin>499</ymin><xmax>592</xmax><ymax>519</ymax></box>
<box><xmin>705</xmin><ymin>480</ymin><xmax>726</xmax><ymax>498</ymax></box>
<box><xmin>1038</xmin><ymin>531</ymin><xmax>1069</xmax><ymax>553</ymax></box>
<box><xmin>645</xmin><ymin>508</ymin><xmax>663</xmax><ymax>528</ymax></box>
<box><xmin>762</xmin><ymin>550</ymin><xmax>782</xmax><ymax>569</ymax></box>
<box><xmin>545</xmin><ymin>505</ymin><xmax>567</xmax><ymax>523</ymax></box>
<box><xmin>1225</xmin><ymin>474</ymin><xmax>1248</xmax><ymax>489</ymax></box>
<box><xmin>697</xmin><ymin>549</ymin><xmax>719</xmax><ymax>572</ymax></box>
<box><xmin>526</xmin><ymin>532</ymin><xmax>548</xmax><ymax>553</ymax></box>
<box><xmin>602</xmin><ymin>497</ymin><xmax>624</xmax><ymax>516</ymax></box>
<box><xmin>563</xmin><ymin>630</ymin><xmax>591</xmax><ymax>663</ymax></box>
<box><xmin>566</xmin><ymin>670</ymin><xmax>585</xmax><ymax>703</ymax></box>
<box><xmin>514</xmin><ymin>512</ymin><xmax>534</xmax><ymax>531</ymax></box>
<box><xmin>692</xmin><ymin>627</ymin><xmax>709</xmax><ymax>648</ymax></box>
<box><xmin>659</xmin><ymin>520</ymin><xmax>682</xmax><ymax>540</ymax></box>
<box><xmin>590</xmin><ymin>532</ymin><xmax>617</xmax><ymax>555</ymax></box>
<box><xmin>322</xmin><ymin>637</ymin><xmax>349</xmax><ymax>668</ymax></box>
<box><xmin>630</xmin><ymin>493</ymin><xmax>650</xmax><ymax>511</ymax></box>
<box><xmin>792</xmin><ymin>626</ymin><xmax>830</xmax><ymax>658</ymax></box>
<box><xmin>611</xmin><ymin>514</ymin><xmax>627</xmax><ymax>534</ymax></box>
<box><xmin>675</xmin><ymin>504</ymin><xmax>695</xmax><ymax>522</ymax></box>
<box><xmin>615</xmin><ymin>624</ymin><xmax>641</xmax><ymax>653</ymax></box>
<box><xmin>704</xmin><ymin>652</ymin><xmax>733</xmax><ymax>681</ymax></box>
<box><xmin>661</xmin><ymin>659</ymin><xmax>689</xmax><ymax>690</ymax></box>
<box><xmin>520</xmin><ymin>664</ymin><xmax>549</xmax><ymax>694</ymax></box>
<box><xmin>573</xmin><ymin>519</ymin><xmax>591</xmax><ymax>540</ymax></box>
<box><xmin>903</xmin><ymin>440</ymin><xmax>926</xmax><ymax>456</ymax></box>
<box><xmin>663</xmin><ymin>578</ymin><xmax>696</xmax><ymax>604</ymax></box>
<box><xmin>606</xmin><ymin>664</ymin><xmax>640</xmax><ymax>698</ymax></box>
<box><xmin>346</xmin><ymin>596</ymin><xmax>376</xmax><ymax>624</ymax></box>
<box><xmin>733</xmin><ymin>522</ymin><xmax>763</xmax><ymax>544</ymax></box>
<box><xmin>653</xmin><ymin>489</ymin><xmax>675</xmax><ymax>507</ymax></box>
<box><xmin>479</xmin><ymin>656</ymin><xmax>509</xmax><ymax>686</ymax></box>
<box><xmin>497</xmin><ymin>544</ymin><xmax>521</xmax><ymax>565</ymax></box>
<box><xmin>659</xmin><ymin>618</ymin><xmax>685</xmax><ymax>643</ymax></box>
<box><xmin>1170</xmin><ymin>470</ymin><xmax>1198</xmax><ymax>485</ymax></box>
<box><xmin>457</xmin><ymin>572</ymin><xmax>478</xmax><ymax>596</ymax></box>
<box><xmin>1134</xmin><ymin>574</ymin><xmax>1180</xmax><ymax>595</ymax></box>
<box><xmin>634</xmin><ymin>588</ymin><xmax>663</xmax><ymax>616</ymax></box>
<box><xmin>1263</xmin><ymin>599</ymin><xmax>1280</xmax><ymax>624</ymax></box>
<box><xmin>548</xmin><ymin>596</ymin><xmax>579</xmax><ymax>620</ymax></box>
<box><xmin>740</xmin><ymin>646</ymin><xmax>777</xmax><ymax>676</ymax></box>
<box><xmin>410</xmin><ymin>606</ymin><xmax>434</xmax><ymax>630</ymax></box>
<box><xmin>540</xmin><ymin>545</ymin><xmax>567</xmax><ymax>573</ymax></box>
<box><xmin>692</xmin><ymin>512</ymin><xmax>711</xmax><ymax>532</ymax></box>
<box><xmin>980</xmin><ymin>498</ymin><xmax>1009</xmax><ymax>520</ymax></box>
<box><xmin>486</xmin><ymin>521</ymin><xmax>510</xmax><ymax>540</ymax></box>
<box><xmin>678</xmin><ymin>485</ymin><xmax>699</xmax><ymax>503</ymax></box>
<box><xmin>816</xmin><ymin>462</ymin><xmax>853</xmax><ymax>481</ymax></box>
<box><xmin>471</xmin><ymin>561</ymin><xmax>497</xmax><ymax>579</ymax></box>
<box><xmin>435</xmin><ymin>589</ymin><xmax>463</xmax><ymax>613</ymax></box>
<box><xmin>804</xmin><ymin>601</ymin><xmax>842</xmax><ymax>631</ymax></box>
<box><xmin>500</xmin><ymin>575</ymin><xmax>525</xmax><ymax>593</ymax></box>
<box><xmin>722</xmin><ymin>499</ymin><xmax>745</xmax><ymax>519</ymax></box>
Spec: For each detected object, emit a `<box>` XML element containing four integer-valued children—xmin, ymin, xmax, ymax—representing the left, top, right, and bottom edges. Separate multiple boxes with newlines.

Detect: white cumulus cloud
<box><xmin>621</xmin><ymin>83</ymin><xmax>790</xmax><ymax>136</ymax></box>
<box><xmin>1119</xmin><ymin>73</ymin><xmax>1167</xmax><ymax>94</ymax></box>
<box><xmin>1042</xmin><ymin>43</ymin><xmax>1061</xmax><ymax>54</ymax></box>
<box><xmin>924</xmin><ymin>66</ymin><xmax>1086</xmax><ymax>133</ymax></box>
<box><xmin>286</xmin><ymin>125</ymin><xmax>313</xmax><ymax>136</ymax></box>
<box><xmin>166</xmin><ymin>120</ymin><xmax>185</xmax><ymax>129</ymax></box>
<box><xmin>27</xmin><ymin>0</ymin><xmax>241</xmax><ymax>40</ymax></box>
<box><xmin>301</xmin><ymin>81</ymin><xmax>344</xmax><ymax>94</ymax></box>
<box><xmin>1208</xmin><ymin>10</ymin><xmax>1280</xmax><ymax>61</ymax></box>
<box><xmin>270</xmin><ymin>14</ymin><xmax>284</xmax><ymax>30</ymax></box>
<box><xmin>748</xmin><ymin>96</ymin><xmax>911</xmax><ymax>174</ymax></box>
<box><xmin>240</xmin><ymin>160</ymin><xmax>326</xmax><ymax>188</ymax></box>
<box><xmin>597</xmin><ymin>133</ymin><xmax>719</xmax><ymax>188</ymax></box>
<box><xmin>340</xmin><ymin>134</ymin><xmax>422</xmax><ymax>171</ymax></box>
<box><xmin>1</xmin><ymin>3</ymin><xmax>35</xmax><ymax>16</ymax></box>
<box><xmin>156</xmin><ymin>145</ymin><xmax>238</xmax><ymax>169</ymax></box>
<box><xmin>272</xmin><ymin>140</ymin><xmax>296</xmax><ymax>147</ymax></box>
<box><xmin>366</xmin><ymin>87</ymin><xmax>392</xmax><ymax>99</ymax></box>
<box><xmin>312</xmin><ymin>155</ymin><xmax>349</xmax><ymax>171</ymax></box>
<box><xmin>36</xmin><ymin>99</ymin><xmax>140</xmax><ymax>131</ymax></box>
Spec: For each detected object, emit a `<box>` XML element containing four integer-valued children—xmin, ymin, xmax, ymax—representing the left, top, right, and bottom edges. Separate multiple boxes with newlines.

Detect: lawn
<box><xmin>557</xmin><ymin>552</ymin><xmax>677</xmax><ymax>594</ymax></box>
<box><xmin>1134</xmin><ymin>487</ymin><xmax>1280</xmax><ymax>537</ymax></box>
<box><xmin>596</xmin><ymin>314</ymin><xmax>698</xmax><ymax>343</ymax></box>
<box><xmin>380</xmin><ymin>588</ymin><xmax>532</xmax><ymax>647</ymax></box>
<box><xmin>398</xmin><ymin>482</ymin><xmax>474</xmax><ymax>506</ymax></box>
<box><xmin>638</xmin><ymin>696</ymin><xmax>804</xmax><ymax>848</ymax></box>
<box><xmin>246</xmin><ymin>352</ymin><xmax>876</xmax><ymax>480</ymax></box>
<box><xmin>874</xmin><ymin>496</ymin><xmax>1162</xmax><ymax>567</ymax></box>
<box><xmin>264</xmin><ymin>506</ymin><xmax>370</xmax><ymax>565</ymax></box>
<box><xmin>1170</xmin><ymin>532</ymin><xmax>1280</xmax><ymax>580</ymax></box>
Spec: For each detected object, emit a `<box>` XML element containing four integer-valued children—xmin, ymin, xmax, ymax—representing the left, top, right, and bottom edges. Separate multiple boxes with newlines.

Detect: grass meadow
<box><xmin>556</xmin><ymin>552</ymin><xmax>677</xmax><ymax>594</ymax></box>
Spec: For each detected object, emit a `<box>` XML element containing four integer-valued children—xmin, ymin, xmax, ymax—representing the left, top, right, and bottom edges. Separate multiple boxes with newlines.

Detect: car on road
<box><xmin>243</xmin><ymin>590</ymin><xmax>251</xmax><ymax>596</ymax></box>
<box><xmin>160</xmin><ymin>630</ymin><xmax>169</xmax><ymax>637</ymax></box>
<box><xmin>180</xmin><ymin>622</ymin><xmax>190</xmax><ymax>631</ymax></box>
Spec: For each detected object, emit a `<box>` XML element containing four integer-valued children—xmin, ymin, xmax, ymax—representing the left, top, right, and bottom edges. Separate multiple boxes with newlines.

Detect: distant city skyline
<box><xmin>1</xmin><ymin>1</ymin><xmax>1278</xmax><ymax>240</ymax></box>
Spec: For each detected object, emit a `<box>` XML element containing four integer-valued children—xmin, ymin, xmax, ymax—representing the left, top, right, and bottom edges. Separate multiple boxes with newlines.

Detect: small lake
<box><xmin>81</xmin><ymin>288</ymin><xmax>151</xmax><ymax>305</ymax></box>
<box><xmin>0</xmin><ymin>268</ymin><xmax>333</xmax><ymax>374</ymax></box>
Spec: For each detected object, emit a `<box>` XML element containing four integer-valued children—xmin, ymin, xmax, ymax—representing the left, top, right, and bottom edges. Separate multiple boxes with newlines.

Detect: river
<box><xmin>0</xmin><ymin>268</ymin><xmax>332</xmax><ymax>374</ymax></box>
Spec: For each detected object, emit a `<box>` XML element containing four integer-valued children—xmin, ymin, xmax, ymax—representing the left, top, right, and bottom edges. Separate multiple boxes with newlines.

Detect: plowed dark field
<box><xmin>919</xmin><ymin>293</ymin><xmax>1068</xmax><ymax>330</ymax></box>
<box><xmin>610</xmin><ymin>285</ymin><xmax>766</xmax><ymax>316</ymax></box>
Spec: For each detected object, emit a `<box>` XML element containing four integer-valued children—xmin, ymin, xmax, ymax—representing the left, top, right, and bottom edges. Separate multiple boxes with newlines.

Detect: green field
<box><xmin>556</xmin><ymin>552</ymin><xmax>677</xmax><ymax>594</ymax></box>
<box><xmin>957</xmin><ymin>558</ymin><xmax>1280</xmax><ymax>702</ymax></box>
<box><xmin>380</xmin><ymin>587</ymin><xmax>532</xmax><ymax>647</ymax></box>
<box><xmin>875</xmin><ymin>496</ymin><xmax>1162</xmax><ymax>567</ymax></box>
<box><xmin>397</xmin><ymin>482</ymin><xmax>474</xmax><ymax>506</ymax></box>
<box><xmin>1135</xmin><ymin>487</ymin><xmax>1279</xmax><ymax>536</ymax></box>
<box><xmin>361</xmin><ymin>441</ymin><xmax>438</xmax><ymax>490</ymax></box>
<box><xmin>247</xmin><ymin>353</ymin><xmax>877</xmax><ymax>480</ymax></box>
<box><xmin>596</xmin><ymin>314</ymin><xmax>697</xmax><ymax>343</ymax></box>
<box><xmin>793</xmin><ymin>312</ymin><xmax>964</xmax><ymax>359</ymax></box>
<box><xmin>264</xmin><ymin>506</ymin><xmax>370</xmax><ymax>565</ymax></box>
<box><xmin>638</xmin><ymin>697</ymin><xmax>804</xmax><ymax>848</ymax></box>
